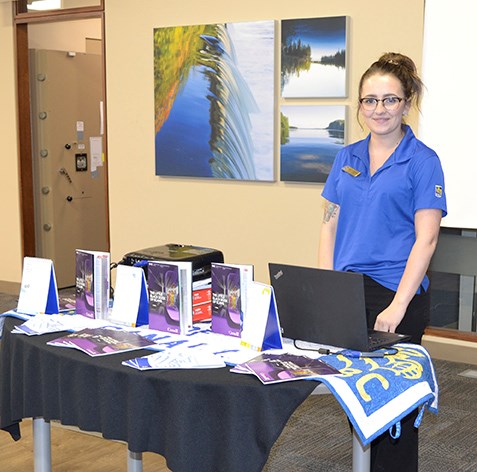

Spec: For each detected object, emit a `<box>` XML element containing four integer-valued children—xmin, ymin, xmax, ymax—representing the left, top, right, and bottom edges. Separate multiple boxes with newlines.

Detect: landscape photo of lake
<box><xmin>280</xmin><ymin>105</ymin><xmax>345</xmax><ymax>183</ymax></box>
<box><xmin>281</xmin><ymin>16</ymin><xmax>347</xmax><ymax>98</ymax></box>
<box><xmin>154</xmin><ymin>20</ymin><xmax>275</xmax><ymax>181</ymax></box>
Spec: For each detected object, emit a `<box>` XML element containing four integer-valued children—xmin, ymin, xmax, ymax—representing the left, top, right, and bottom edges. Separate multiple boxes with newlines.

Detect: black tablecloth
<box><xmin>0</xmin><ymin>317</ymin><xmax>317</xmax><ymax>472</ymax></box>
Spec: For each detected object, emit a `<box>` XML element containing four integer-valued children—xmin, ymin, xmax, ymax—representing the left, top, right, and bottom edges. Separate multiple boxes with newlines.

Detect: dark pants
<box><xmin>363</xmin><ymin>275</ymin><xmax>430</xmax><ymax>472</ymax></box>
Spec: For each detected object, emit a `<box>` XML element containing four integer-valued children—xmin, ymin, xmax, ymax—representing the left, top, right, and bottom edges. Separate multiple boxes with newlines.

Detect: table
<box><xmin>0</xmin><ymin>317</ymin><xmax>370</xmax><ymax>471</ymax></box>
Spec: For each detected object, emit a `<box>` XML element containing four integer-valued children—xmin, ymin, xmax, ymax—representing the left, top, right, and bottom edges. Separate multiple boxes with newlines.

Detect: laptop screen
<box><xmin>268</xmin><ymin>263</ymin><xmax>371</xmax><ymax>350</ymax></box>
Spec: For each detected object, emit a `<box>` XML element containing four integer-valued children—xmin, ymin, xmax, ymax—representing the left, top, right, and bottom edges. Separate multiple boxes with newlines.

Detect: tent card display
<box><xmin>75</xmin><ymin>249</ymin><xmax>110</xmax><ymax>320</ymax></box>
<box><xmin>17</xmin><ymin>257</ymin><xmax>60</xmax><ymax>315</ymax></box>
<box><xmin>211</xmin><ymin>263</ymin><xmax>253</xmax><ymax>337</ymax></box>
<box><xmin>109</xmin><ymin>264</ymin><xmax>148</xmax><ymax>327</ymax></box>
<box><xmin>148</xmin><ymin>260</ymin><xmax>192</xmax><ymax>334</ymax></box>
<box><xmin>240</xmin><ymin>282</ymin><xmax>282</xmax><ymax>351</ymax></box>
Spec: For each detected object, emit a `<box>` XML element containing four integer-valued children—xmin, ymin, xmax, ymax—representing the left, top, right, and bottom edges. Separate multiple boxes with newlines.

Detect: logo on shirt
<box><xmin>435</xmin><ymin>185</ymin><xmax>443</xmax><ymax>198</ymax></box>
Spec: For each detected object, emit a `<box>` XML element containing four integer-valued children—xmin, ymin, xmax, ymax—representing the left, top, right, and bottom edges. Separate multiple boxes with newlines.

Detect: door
<box><xmin>30</xmin><ymin>49</ymin><xmax>109</xmax><ymax>288</ymax></box>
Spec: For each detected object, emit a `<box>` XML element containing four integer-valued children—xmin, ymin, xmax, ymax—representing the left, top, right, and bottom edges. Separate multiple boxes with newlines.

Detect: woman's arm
<box><xmin>374</xmin><ymin>208</ymin><xmax>442</xmax><ymax>332</ymax></box>
<box><xmin>318</xmin><ymin>199</ymin><xmax>340</xmax><ymax>270</ymax></box>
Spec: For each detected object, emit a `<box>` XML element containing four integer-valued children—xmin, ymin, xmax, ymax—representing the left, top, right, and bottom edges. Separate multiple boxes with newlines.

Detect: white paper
<box><xmin>12</xmin><ymin>314</ymin><xmax>111</xmax><ymax>336</ymax></box>
<box><xmin>123</xmin><ymin>349</ymin><xmax>225</xmax><ymax>370</ymax></box>
<box><xmin>89</xmin><ymin>136</ymin><xmax>103</xmax><ymax>172</ymax></box>
<box><xmin>99</xmin><ymin>101</ymin><xmax>104</xmax><ymax>135</ymax></box>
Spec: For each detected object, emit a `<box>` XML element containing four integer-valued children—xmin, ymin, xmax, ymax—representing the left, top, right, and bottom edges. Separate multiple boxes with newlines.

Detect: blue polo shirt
<box><xmin>322</xmin><ymin>125</ymin><xmax>447</xmax><ymax>292</ymax></box>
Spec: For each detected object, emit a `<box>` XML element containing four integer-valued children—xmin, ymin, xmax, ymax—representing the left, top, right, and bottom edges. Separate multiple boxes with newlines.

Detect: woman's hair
<box><xmin>358</xmin><ymin>52</ymin><xmax>424</xmax><ymax>108</ymax></box>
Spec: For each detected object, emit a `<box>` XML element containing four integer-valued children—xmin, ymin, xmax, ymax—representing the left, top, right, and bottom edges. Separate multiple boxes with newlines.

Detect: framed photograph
<box><xmin>154</xmin><ymin>20</ymin><xmax>275</xmax><ymax>181</ymax></box>
<box><xmin>280</xmin><ymin>105</ymin><xmax>345</xmax><ymax>183</ymax></box>
<box><xmin>281</xmin><ymin>16</ymin><xmax>348</xmax><ymax>98</ymax></box>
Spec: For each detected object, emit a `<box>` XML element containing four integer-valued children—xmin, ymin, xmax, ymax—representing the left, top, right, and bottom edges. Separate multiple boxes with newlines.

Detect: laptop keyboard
<box><xmin>368</xmin><ymin>332</ymin><xmax>392</xmax><ymax>349</ymax></box>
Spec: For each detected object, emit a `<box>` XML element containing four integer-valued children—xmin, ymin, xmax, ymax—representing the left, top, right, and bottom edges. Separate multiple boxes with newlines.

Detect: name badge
<box><xmin>342</xmin><ymin>165</ymin><xmax>361</xmax><ymax>177</ymax></box>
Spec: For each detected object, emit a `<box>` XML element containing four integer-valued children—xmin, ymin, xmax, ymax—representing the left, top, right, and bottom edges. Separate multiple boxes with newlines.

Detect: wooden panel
<box><xmin>16</xmin><ymin>23</ymin><xmax>36</xmax><ymax>258</ymax></box>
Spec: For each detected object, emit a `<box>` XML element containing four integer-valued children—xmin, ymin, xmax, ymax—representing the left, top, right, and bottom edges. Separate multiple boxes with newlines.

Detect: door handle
<box><xmin>59</xmin><ymin>167</ymin><xmax>72</xmax><ymax>183</ymax></box>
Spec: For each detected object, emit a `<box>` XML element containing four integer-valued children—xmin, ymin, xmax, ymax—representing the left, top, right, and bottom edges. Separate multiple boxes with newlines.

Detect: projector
<box><xmin>122</xmin><ymin>243</ymin><xmax>224</xmax><ymax>282</ymax></box>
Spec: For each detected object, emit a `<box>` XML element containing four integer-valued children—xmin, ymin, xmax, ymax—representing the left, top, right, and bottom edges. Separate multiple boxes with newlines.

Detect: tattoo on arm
<box><xmin>323</xmin><ymin>202</ymin><xmax>339</xmax><ymax>223</ymax></box>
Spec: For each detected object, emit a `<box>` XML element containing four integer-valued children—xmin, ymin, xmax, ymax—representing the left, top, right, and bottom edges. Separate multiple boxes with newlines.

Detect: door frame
<box><xmin>14</xmin><ymin>4</ymin><xmax>109</xmax><ymax>259</ymax></box>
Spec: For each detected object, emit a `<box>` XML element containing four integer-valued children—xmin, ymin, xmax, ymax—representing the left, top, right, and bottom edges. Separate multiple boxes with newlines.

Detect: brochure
<box><xmin>192</xmin><ymin>285</ymin><xmax>212</xmax><ymax>323</ymax></box>
<box><xmin>47</xmin><ymin>327</ymin><xmax>155</xmax><ymax>357</ymax></box>
<box><xmin>211</xmin><ymin>262</ymin><xmax>253</xmax><ymax>337</ymax></box>
<box><xmin>59</xmin><ymin>294</ymin><xmax>76</xmax><ymax>315</ymax></box>
<box><xmin>148</xmin><ymin>260</ymin><xmax>193</xmax><ymax>335</ymax></box>
<box><xmin>75</xmin><ymin>249</ymin><xmax>110</xmax><ymax>320</ymax></box>
<box><xmin>237</xmin><ymin>352</ymin><xmax>341</xmax><ymax>385</ymax></box>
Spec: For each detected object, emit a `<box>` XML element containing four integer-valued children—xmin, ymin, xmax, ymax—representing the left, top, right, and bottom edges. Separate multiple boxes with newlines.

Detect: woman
<box><xmin>318</xmin><ymin>53</ymin><xmax>447</xmax><ymax>471</ymax></box>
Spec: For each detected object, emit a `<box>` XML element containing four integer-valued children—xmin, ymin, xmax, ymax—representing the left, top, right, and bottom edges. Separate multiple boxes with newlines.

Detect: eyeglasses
<box><xmin>359</xmin><ymin>96</ymin><xmax>405</xmax><ymax>111</ymax></box>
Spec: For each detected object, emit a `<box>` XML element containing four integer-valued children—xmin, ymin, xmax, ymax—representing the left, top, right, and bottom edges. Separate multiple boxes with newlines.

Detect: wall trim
<box><xmin>423</xmin><ymin>334</ymin><xmax>477</xmax><ymax>366</ymax></box>
<box><xmin>0</xmin><ymin>280</ymin><xmax>21</xmax><ymax>295</ymax></box>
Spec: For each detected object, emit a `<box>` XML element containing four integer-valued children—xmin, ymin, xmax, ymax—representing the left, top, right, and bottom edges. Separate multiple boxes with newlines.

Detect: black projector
<box><xmin>122</xmin><ymin>243</ymin><xmax>224</xmax><ymax>282</ymax></box>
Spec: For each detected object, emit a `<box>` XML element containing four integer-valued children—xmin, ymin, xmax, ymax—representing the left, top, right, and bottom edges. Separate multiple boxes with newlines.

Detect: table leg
<box><xmin>33</xmin><ymin>417</ymin><xmax>51</xmax><ymax>472</ymax></box>
<box><xmin>127</xmin><ymin>450</ymin><xmax>143</xmax><ymax>472</ymax></box>
<box><xmin>352</xmin><ymin>428</ymin><xmax>370</xmax><ymax>472</ymax></box>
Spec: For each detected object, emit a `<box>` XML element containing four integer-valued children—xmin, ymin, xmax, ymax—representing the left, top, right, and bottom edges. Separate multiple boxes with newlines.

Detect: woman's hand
<box><xmin>374</xmin><ymin>301</ymin><xmax>407</xmax><ymax>332</ymax></box>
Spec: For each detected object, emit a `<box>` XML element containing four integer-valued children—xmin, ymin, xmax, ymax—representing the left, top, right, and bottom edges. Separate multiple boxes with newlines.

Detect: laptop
<box><xmin>268</xmin><ymin>263</ymin><xmax>411</xmax><ymax>352</ymax></box>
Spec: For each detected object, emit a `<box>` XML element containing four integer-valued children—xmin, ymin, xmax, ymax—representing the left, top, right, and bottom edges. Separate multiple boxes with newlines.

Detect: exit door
<box><xmin>30</xmin><ymin>49</ymin><xmax>109</xmax><ymax>288</ymax></box>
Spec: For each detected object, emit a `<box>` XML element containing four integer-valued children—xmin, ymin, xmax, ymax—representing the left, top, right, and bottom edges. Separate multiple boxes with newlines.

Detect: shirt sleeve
<box><xmin>412</xmin><ymin>152</ymin><xmax>447</xmax><ymax>217</ymax></box>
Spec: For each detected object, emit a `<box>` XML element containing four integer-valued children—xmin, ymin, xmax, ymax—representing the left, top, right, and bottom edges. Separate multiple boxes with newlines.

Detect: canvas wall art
<box><xmin>281</xmin><ymin>16</ymin><xmax>347</xmax><ymax>98</ymax></box>
<box><xmin>154</xmin><ymin>20</ymin><xmax>275</xmax><ymax>181</ymax></box>
<box><xmin>280</xmin><ymin>105</ymin><xmax>345</xmax><ymax>183</ymax></box>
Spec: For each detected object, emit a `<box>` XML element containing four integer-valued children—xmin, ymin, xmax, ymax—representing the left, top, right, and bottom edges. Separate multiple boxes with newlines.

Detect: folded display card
<box><xmin>17</xmin><ymin>257</ymin><xmax>59</xmax><ymax>316</ymax></box>
<box><xmin>109</xmin><ymin>264</ymin><xmax>148</xmax><ymax>327</ymax></box>
<box><xmin>240</xmin><ymin>281</ymin><xmax>282</xmax><ymax>351</ymax></box>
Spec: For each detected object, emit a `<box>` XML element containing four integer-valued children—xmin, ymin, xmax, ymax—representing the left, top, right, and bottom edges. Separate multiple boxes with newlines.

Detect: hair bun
<box><xmin>378</xmin><ymin>52</ymin><xmax>417</xmax><ymax>73</ymax></box>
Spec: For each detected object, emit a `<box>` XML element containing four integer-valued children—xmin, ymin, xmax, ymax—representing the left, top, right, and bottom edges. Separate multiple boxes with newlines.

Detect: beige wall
<box><xmin>0</xmin><ymin>0</ymin><xmax>425</xmax><ymax>285</ymax></box>
<box><xmin>0</xmin><ymin>2</ymin><xmax>23</xmax><ymax>283</ymax></box>
<box><xmin>104</xmin><ymin>0</ymin><xmax>424</xmax><ymax>284</ymax></box>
